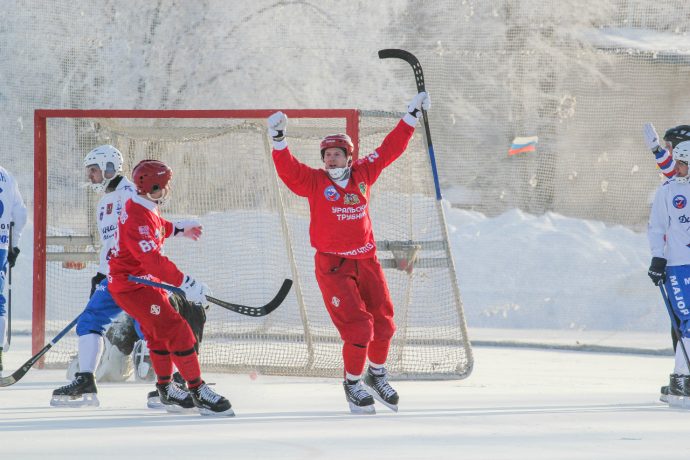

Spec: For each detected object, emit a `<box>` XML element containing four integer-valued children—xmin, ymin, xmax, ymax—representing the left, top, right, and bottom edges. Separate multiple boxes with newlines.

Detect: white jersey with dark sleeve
<box><xmin>648</xmin><ymin>178</ymin><xmax>690</xmax><ymax>266</ymax></box>
<box><xmin>96</xmin><ymin>177</ymin><xmax>136</xmax><ymax>275</ymax></box>
<box><xmin>0</xmin><ymin>166</ymin><xmax>27</xmax><ymax>250</ymax></box>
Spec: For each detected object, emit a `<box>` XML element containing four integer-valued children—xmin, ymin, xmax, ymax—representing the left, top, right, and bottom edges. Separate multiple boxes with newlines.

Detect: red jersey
<box><xmin>108</xmin><ymin>194</ymin><xmax>184</xmax><ymax>293</ymax></box>
<box><xmin>272</xmin><ymin>118</ymin><xmax>415</xmax><ymax>258</ymax></box>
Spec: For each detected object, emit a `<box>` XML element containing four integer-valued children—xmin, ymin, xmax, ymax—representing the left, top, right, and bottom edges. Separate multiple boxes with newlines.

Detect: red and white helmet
<box><xmin>83</xmin><ymin>145</ymin><xmax>123</xmax><ymax>193</ymax></box>
<box><xmin>131</xmin><ymin>159</ymin><xmax>173</xmax><ymax>196</ymax></box>
<box><xmin>320</xmin><ymin>133</ymin><xmax>354</xmax><ymax>160</ymax></box>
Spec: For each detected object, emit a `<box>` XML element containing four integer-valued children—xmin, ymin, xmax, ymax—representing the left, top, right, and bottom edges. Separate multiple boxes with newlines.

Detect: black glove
<box><xmin>90</xmin><ymin>272</ymin><xmax>107</xmax><ymax>298</ymax></box>
<box><xmin>648</xmin><ymin>257</ymin><xmax>667</xmax><ymax>286</ymax></box>
<box><xmin>7</xmin><ymin>247</ymin><xmax>19</xmax><ymax>268</ymax></box>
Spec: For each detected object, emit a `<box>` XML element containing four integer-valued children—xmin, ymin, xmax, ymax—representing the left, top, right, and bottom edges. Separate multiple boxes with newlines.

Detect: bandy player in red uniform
<box><xmin>108</xmin><ymin>159</ymin><xmax>233</xmax><ymax>416</ymax></box>
<box><xmin>268</xmin><ymin>92</ymin><xmax>430</xmax><ymax>414</ymax></box>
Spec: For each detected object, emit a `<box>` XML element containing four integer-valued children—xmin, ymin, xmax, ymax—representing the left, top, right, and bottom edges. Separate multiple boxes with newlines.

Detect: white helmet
<box><xmin>674</xmin><ymin>141</ymin><xmax>690</xmax><ymax>163</ymax></box>
<box><xmin>83</xmin><ymin>145</ymin><xmax>123</xmax><ymax>193</ymax></box>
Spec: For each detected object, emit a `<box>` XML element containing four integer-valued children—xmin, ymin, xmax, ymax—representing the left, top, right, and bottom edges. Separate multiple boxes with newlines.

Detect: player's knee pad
<box><xmin>172</xmin><ymin>347</ymin><xmax>196</xmax><ymax>357</ymax></box>
<box><xmin>340</xmin><ymin>322</ymin><xmax>374</xmax><ymax>346</ymax></box>
<box><xmin>96</xmin><ymin>337</ymin><xmax>133</xmax><ymax>382</ymax></box>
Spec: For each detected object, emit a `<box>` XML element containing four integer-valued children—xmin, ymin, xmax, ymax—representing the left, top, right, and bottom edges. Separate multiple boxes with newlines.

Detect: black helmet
<box><xmin>663</xmin><ymin>125</ymin><xmax>690</xmax><ymax>149</ymax></box>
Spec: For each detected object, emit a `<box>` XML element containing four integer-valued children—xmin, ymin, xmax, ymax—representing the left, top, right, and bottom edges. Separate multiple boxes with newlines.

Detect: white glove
<box><xmin>179</xmin><ymin>274</ymin><xmax>211</xmax><ymax>305</ymax></box>
<box><xmin>268</xmin><ymin>111</ymin><xmax>288</xmax><ymax>141</ymax></box>
<box><xmin>174</xmin><ymin>219</ymin><xmax>203</xmax><ymax>240</ymax></box>
<box><xmin>643</xmin><ymin>122</ymin><xmax>661</xmax><ymax>151</ymax></box>
<box><xmin>407</xmin><ymin>92</ymin><xmax>431</xmax><ymax>119</ymax></box>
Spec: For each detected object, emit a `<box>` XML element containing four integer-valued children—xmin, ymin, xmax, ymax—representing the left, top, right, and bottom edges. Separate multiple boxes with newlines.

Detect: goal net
<box><xmin>33</xmin><ymin>109</ymin><xmax>472</xmax><ymax>379</ymax></box>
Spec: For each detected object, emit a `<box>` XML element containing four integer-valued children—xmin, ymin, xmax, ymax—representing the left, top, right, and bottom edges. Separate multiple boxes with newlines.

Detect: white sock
<box><xmin>345</xmin><ymin>372</ymin><xmax>362</xmax><ymax>382</ymax></box>
<box><xmin>0</xmin><ymin>316</ymin><xmax>6</xmax><ymax>348</ymax></box>
<box><xmin>78</xmin><ymin>333</ymin><xmax>104</xmax><ymax>374</ymax></box>
<box><xmin>674</xmin><ymin>337</ymin><xmax>690</xmax><ymax>375</ymax></box>
<box><xmin>368</xmin><ymin>361</ymin><xmax>385</xmax><ymax>375</ymax></box>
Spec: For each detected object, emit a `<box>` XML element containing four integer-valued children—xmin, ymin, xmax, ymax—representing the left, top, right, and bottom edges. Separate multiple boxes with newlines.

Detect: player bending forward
<box><xmin>108</xmin><ymin>159</ymin><xmax>233</xmax><ymax>416</ymax></box>
<box><xmin>648</xmin><ymin>140</ymin><xmax>690</xmax><ymax>405</ymax></box>
<box><xmin>268</xmin><ymin>92</ymin><xmax>430</xmax><ymax>414</ymax></box>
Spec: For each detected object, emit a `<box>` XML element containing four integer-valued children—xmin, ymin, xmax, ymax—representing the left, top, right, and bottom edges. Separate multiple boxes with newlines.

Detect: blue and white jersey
<box><xmin>649</xmin><ymin>178</ymin><xmax>690</xmax><ymax>266</ymax></box>
<box><xmin>0</xmin><ymin>166</ymin><xmax>27</xmax><ymax>250</ymax></box>
<box><xmin>96</xmin><ymin>177</ymin><xmax>136</xmax><ymax>275</ymax></box>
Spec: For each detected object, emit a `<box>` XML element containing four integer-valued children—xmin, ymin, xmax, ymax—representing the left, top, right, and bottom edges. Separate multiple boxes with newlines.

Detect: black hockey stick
<box><xmin>128</xmin><ymin>275</ymin><xmax>292</xmax><ymax>317</ymax></box>
<box><xmin>378</xmin><ymin>49</ymin><xmax>442</xmax><ymax>201</ymax></box>
<box><xmin>660</xmin><ymin>284</ymin><xmax>690</xmax><ymax>370</ymax></box>
<box><xmin>0</xmin><ymin>314</ymin><xmax>81</xmax><ymax>387</ymax></box>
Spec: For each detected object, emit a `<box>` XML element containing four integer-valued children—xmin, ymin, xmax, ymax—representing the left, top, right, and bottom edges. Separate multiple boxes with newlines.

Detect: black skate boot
<box><xmin>660</xmin><ymin>384</ymin><xmax>670</xmax><ymax>403</ymax></box>
<box><xmin>0</xmin><ymin>346</ymin><xmax>3</xmax><ymax>373</ymax></box>
<box><xmin>148</xmin><ymin>372</ymin><xmax>187</xmax><ymax>409</ymax></box>
<box><xmin>156</xmin><ymin>380</ymin><xmax>195</xmax><ymax>413</ymax></box>
<box><xmin>190</xmin><ymin>382</ymin><xmax>234</xmax><ymax>416</ymax></box>
<box><xmin>343</xmin><ymin>379</ymin><xmax>375</xmax><ymax>414</ymax></box>
<box><xmin>50</xmin><ymin>372</ymin><xmax>99</xmax><ymax>407</ymax></box>
<box><xmin>363</xmin><ymin>367</ymin><xmax>399</xmax><ymax>412</ymax></box>
<box><xmin>667</xmin><ymin>374</ymin><xmax>690</xmax><ymax>409</ymax></box>
<box><xmin>147</xmin><ymin>388</ymin><xmax>163</xmax><ymax>409</ymax></box>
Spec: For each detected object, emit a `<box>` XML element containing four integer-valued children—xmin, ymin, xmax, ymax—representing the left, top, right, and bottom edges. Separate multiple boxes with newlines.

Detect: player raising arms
<box><xmin>267</xmin><ymin>92</ymin><xmax>430</xmax><ymax>414</ymax></box>
<box><xmin>107</xmin><ymin>159</ymin><xmax>233</xmax><ymax>416</ymax></box>
<box><xmin>648</xmin><ymin>141</ymin><xmax>690</xmax><ymax>404</ymax></box>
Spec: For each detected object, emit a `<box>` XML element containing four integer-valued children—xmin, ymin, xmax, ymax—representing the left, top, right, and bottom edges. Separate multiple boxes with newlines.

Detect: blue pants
<box><xmin>77</xmin><ymin>278</ymin><xmax>143</xmax><ymax>339</ymax></box>
<box><xmin>665</xmin><ymin>265</ymin><xmax>690</xmax><ymax>338</ymax></box>
<box><xmin>0</xmin><ymin>248</ymin><xmax>7</xmax><ymax>316</ymax></box>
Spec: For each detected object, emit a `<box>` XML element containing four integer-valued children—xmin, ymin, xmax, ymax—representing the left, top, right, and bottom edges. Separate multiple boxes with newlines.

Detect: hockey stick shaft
<box><xmin>378</xmin><ymin>48</ymin><xmax>442</xmax><ymax>201</ymax></box>
<box><xmin>659</xmin><ymin>283</ymin><xmax>690</xmax><ymax>370</ymax></box>
<box><xmin>5</xmin><ymin>222</ymin><xmax>13</xmax><ymax>351</ymax></box>
<box><xmin>127</xmin><ymin>275</ymin><xmax>291</xmax><ymax>317</ymax></box>
<box><xmin>0</xmin><ymin>314</ymin><xmax>80</xmax><ymax>387</ymax></box>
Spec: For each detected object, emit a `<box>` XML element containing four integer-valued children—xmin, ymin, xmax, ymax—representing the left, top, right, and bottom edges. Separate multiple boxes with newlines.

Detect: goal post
<box><xmin>33</xmin><ymin>108</ymin><xmax>472</xmax><ymax>379</ymax></box>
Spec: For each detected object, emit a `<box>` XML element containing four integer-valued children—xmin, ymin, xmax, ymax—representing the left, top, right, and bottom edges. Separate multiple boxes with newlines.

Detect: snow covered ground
<box><xmin>0</xmin><ymin>334</ymin><xmax>682</xmax><ymax>460</ymax></box>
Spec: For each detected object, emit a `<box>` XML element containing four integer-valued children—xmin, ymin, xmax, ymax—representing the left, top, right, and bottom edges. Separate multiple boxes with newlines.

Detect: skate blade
<box><xmin>348</xmin><ymin>402</ymin><xmax>376</xmax><ymax>415</ymax></box>
<box><xmin>660</xmin><ymin>394</ymin><xmax>669</xmax><ymax>404</ymax></box>
<box><xmin>362</xmin><ymin>383</ymin><xmax>399</xmax><ymax>412</ymax></box>
<box><xmin>147</xmin><ymin>397</ymin><xmax>165</xmax><ymax>410</ymax></box>
<box><xmin>198</xmin><ymin>407</ymin><xmax>235</xmax><ymax>417</ymax></box>
<box><xmin>162</xmin><ymin>403</ymin><xmax>197</xmax><ymax>414</ymax></box>
<box><xmin>667</xmin><ymin>395</ymin><xmax>690</xmax><ymax>409</ymax></box>
<box><xmin>50</xmin><ymin>393</ymin><xmax>100</xmax><ymax>408</ymax></box>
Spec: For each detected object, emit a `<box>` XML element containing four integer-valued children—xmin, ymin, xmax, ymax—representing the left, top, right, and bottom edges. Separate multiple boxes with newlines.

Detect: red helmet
<box><xmin>131</xmin><ymin>159</ymin><xmax>172</xmax><ymax>195</ymax></box>
<box><xmin>320</xmin><ymin>133</ymin><xmax>354</xmax><ymax>160</ymax></box>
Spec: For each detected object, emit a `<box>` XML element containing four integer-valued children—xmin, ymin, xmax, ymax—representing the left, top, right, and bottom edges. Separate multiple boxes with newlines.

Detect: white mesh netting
<box><xmin>38</xmin><ymin>112</ymin><xmax>471</xmax><ymax>378</ymax></box>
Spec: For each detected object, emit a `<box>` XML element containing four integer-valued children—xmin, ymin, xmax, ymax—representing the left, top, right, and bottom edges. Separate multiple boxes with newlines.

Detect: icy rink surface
<box><xmin>0</xmin><ymin>335</ymin><xmax>684</xmax><ymax>460</ymax></box>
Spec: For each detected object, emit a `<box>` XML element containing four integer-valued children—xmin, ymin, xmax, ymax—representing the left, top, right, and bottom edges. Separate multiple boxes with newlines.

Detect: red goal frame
<box><xmin>33</xmin><ymin>108</ymin><xmax>360</xmax><ymax>359</ymax></box>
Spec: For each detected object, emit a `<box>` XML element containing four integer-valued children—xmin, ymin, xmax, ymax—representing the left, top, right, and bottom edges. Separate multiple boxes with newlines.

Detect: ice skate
<box><xmin>148</xmin><ymin>372</ymin><xmax>186</xmax><ymax>409</ymax></box>
<box><xmin>666</xmin><ymin>374</ymin><xmax>690</xmax><ymax>409</ymax></box>
<box><xmin>343</xmin><ymin>379</ymin><xmax>375</xmax><ymax>414</ymax></box>
<box><xmin>156</xmin><ymin>380</ymin><xmax>195</xmax><ymax>413</ymax></box>
<box><xmin>363</xmin><ymin>367</ymin><xmax>399</xmax><ymax>412</ymax></box>
<box><xmin>660</xmin><ymin>384</ymin><xmax>670</xmax><ymax>404</ymax></box>
<box><xmin>50</xmin><ymin>372</ymin><xmax>100</xmax><ymax>407</ymax></box>
<box><xmin>190</xmin><ymin>382</ymin><xmax>234</xmax><ymax>416</ymax></box>
<box><xmin>147</xmin><ymin>388</ymin><xmax>164</xmax><ymax>409</ymax></box>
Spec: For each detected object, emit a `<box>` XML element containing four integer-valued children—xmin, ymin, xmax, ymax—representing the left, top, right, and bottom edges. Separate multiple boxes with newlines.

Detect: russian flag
<box><xmin>508</xmin><ymin>136</ymin><xmax>538</xmax><ymax>156</ymax></box>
